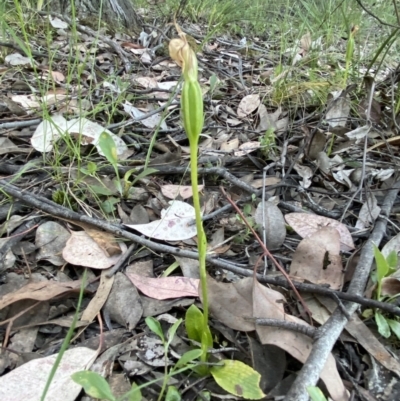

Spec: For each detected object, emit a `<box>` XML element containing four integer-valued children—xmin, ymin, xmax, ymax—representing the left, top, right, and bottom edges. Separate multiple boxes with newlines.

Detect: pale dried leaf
<box><xmin>62</xmin><ymin>231</ymin><xmax>122</xmax><ymax>269</ymax></box>
<box><xmin>123</xmin><ymin>101</ymin><xmax>168</xmax><ymax>129</ymax></box>
<box><xmin>126</xmin><ymin>200</ymin><xmax>197</xmax><ymax>241</ymax></box>
<box><xmin>293</xmin><ymin>163</ymin><xmax>313</xmax><ymax>188</ymax></box>
<box><xmin>234</xmin><ymin>141</ymin><xmax>260</xmax><ymax>157</ymax></box>
<box><xmin>237</xmin><ymin>94</ymin><xmax>261</xmax><ymax>118</ymax></box>
<box><xmin>5</xmin><ymin>53</ymin><xmax>34</xmax><ymax>66</ymax></box>
<box><xmin>81</xmin><ymin>270</ymin><xmax>115</xmax><ymax>323</ymax></box>
<box><xmin>49</xmin><ymin>16</ymin><xmax>68</xmax><ymax>29</ymax></box>
<box><xmin>126</xmin><ymin>273</ymin><xmax>199</xmax><ymax>300</ymax></box>
<box><xmin>285</xmin><ymin>213</ymin><xmax>354</xmax><ymax>252</ymax></box>
<box><xmin>355</xmin><ymin>193</ymin><xmax>381</xmax><ymax>230</ymax></box>
<box><xmin>0</xmin><ymin>347</ymin><xmax>96</xmax><ymax>401</ymax></box>
<box><xmin>35</xmin><ymin>221</ymin><xmax>70</xmax><ymax>266</ymax></box>
<box><xmin>326</xmin><ymin>91</ymin><xmax>350</xmax><ymax>128</ymax></box>
<box><xmin>220</xmin><ymin>138</ymin><xmax>239</xmax><ymax>152</ymax></box>
<box><xmin>161</xmin><ymin>184</ymin><xmax>204</xmax><ymax>200</ymax></box>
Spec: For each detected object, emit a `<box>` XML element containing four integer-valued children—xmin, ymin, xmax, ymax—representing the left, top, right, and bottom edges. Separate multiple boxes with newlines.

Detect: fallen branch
<box><xmin>284</xmin><ymin>179</ymin><xmax>400</xmax><ymax>401</ymax></box>
<box><xmin>1</xmin><ymin>180</ymin><xmax>400</xmax><ymax>319</ymax></box>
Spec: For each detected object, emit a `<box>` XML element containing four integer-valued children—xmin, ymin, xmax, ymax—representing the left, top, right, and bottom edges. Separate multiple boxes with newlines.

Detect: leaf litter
<box><xmin>1</xmin><ymin>3</ymin><xmax>400</xmax><ymax>401</ymax></box>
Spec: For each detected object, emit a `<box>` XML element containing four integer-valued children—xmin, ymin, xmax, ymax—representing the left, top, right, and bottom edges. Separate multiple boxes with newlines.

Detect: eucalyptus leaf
<box><xmin>387</xmin><ymin>250</ymin><xmax>398</xmax><ymax>270</ymax></box>
<box><xmin>373</xmin><ymin>245</ymin><xmax>390</xmax><ymax>282</ymax></box>
<box><xmin>307</xmin><ymin>386</ymin><xmax>328</xmax><ymax>401</ymax></box>
<box><xmin>145</xmin><ymin>316</ymin><xmax>165</xmax><ymax>342</ymax></box>
<box><xmin>210</xmin><ymin>360</ymin><xmax>265</xmax><ymax>399</ymax></box>
<box><xmin>375</xmin><ymin>312</ymin><xmax>391</xmax><ymax>338</ymax></box>
<box><xmin>167</xmin><ymin>318</ymin><xmax>182</xmax><ymax>347</ymax></box>
<box><xmin>127</xmin><ymin>382</ymin><xmax>142</xmax><ymax>401</ymax></box>
<box><xmin>98</xmin><ymin>132</ymin><xmax>118</xmax><ymax>165</ymax></box>
<box><xmin>387</xmin><ymin>319</ymin><xmax>400</xmax><ymax>340</ymax></box>
<box><xmin>165</xmin><ymin>385</ymin><xmax>181</xmax><ymax>401</ymax></box>
<box><xmin>71</xmin><ymin>371</ymin><xmax>116</xmax><ymax>401</ymax></box>
<box><xmin>175</xmin><ymin>349</ymin><xmax>203</xmax><ymax>368</ymax></box>
<box><xmin>185</xmin><ymin>304</ymin><xmax>204</xmax><ymax>343</ymax></box>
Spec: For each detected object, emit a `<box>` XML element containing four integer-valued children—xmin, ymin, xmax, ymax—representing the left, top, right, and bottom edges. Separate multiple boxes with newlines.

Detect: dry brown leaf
<box><xmin>355</xmin><ymin>193</ymin><xmax>380</xmax><ymax>230</ymax></box>
<box><xmin>161</xmin><ymin>184</ymin><xmax>204</xmax><ymax>200</ymax></box>
<box><xmin>62</xmin><ymin>231</ymin><xmax>123</xmax><ymax>269</ymax></box>
<box><xmin>104</xmin><ymin>273</ymin><xmax>143</xmax><ymax>330</ymax></box>
<box><xmin>234</xmin><ymin>141</ymin><xmax>261</xmax><ymax>157</ymax></box>
<box><xmin>84</xmin><ymin>228</ymin><xmax>122</xmax><ymax>257</ymax></box>
<box><xmin>237</xmin><ymin>94</ymin><xmax>261</xmax><ymax>118</ymax></box>
<box><xmin>326</xmin><ymin>91</ymin><xmax>350</xmax><ymax>129</ymax></box>
<box><xmin>126</xmin><ymin>273</ymin><xmax>199</xmax><ymax>300</ymax></box>
<box><xmin>285</xmin><ymin>212</ymin><xmax>354</xmax><ymax>252</ymax></box>
<box><xmin>0</xmin><ymin>280</ymin><xmax>83</xmax><ymax>310</ymax></box>
<box><xmin>205</xmin><ymin>276</ymin><xmax>255</xmax><ymax>332</ymax></box>
<box><xmin>289</xmin><ymin>227</ymin><xmax>344</xmax><ymax>290</ymax></box>
<box><xmin>80</xmin><ymin>270</ymin><xmax>114</xmax><ymax>323</ymax></box>
<box><xmin>252</xmin><ymin>280</ymin><xmax>349</xmax><ymax>401</ymax></box>
<box><xmin>254</xmin><ymin>201</ymin><xmax>286</xmax><ymax>250</ymax></box>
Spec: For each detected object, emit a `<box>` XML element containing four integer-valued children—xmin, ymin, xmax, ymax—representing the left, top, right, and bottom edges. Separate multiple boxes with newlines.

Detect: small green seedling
<box><xmin>307</xmin><ymin>386</ymin><xmax>328</xmax><ymax>401</ymax></box>
<box><xmin>365</xmin><ymin>245</ymin><xmax>400</xmax><ymax>340</ymax></box>
<box><xmin>98</xmin><ymin>131</ymin><xmax>156</xmax><ymax>198</ymax></box>
<box><xmin>342</xmin><ymin>25</ymin><xmax>359</xmax><ymax>87</ymax></box>
<box><xmin>72</xmin><ymin>317</ymin><xmax>202</xmax><ymax>401</ymax></box>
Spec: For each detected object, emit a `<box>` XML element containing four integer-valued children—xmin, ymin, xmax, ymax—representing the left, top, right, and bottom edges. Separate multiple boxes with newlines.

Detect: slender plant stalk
<box><xmin>169</xmin><ymin>22</ymin><xmax>210</xmax><ymax>363</ymax></box>
<box><xmin>190</xmin><ymin>142</ymin><xmax>209</xmax><ymax>327</ymax></box>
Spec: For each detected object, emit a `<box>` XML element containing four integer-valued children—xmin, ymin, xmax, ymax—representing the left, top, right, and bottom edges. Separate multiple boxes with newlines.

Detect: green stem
<box><xmin>189</xmin><ymin>140</ymin><xmax>209</xmax><ymax>340</ymax></box>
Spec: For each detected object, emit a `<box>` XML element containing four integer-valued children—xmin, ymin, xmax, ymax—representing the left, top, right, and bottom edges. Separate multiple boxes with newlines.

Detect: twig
<box><xmin>249</xmin><ymin>318</ymin><xmax>316</xmax><ymax>338</ymax></box>
<box><xmin>36</xmin><ymin>11</ymin><xmax>132</xmax><ymax>72</ymax></box>
<box><xmin>284</xmin><ymin>179</ymin><xmax>400</xmax><ymax>401</ymax></box>
<box><xmin>1</xmin><ymin>180</ymin><xmax>400</xmax><ymax>317</ymax></box>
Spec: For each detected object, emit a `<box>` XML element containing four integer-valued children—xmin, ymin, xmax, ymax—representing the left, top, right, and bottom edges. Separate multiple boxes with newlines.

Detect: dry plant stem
<box><xmin>220</xmin><ymin>186</ymin><xmax>313</xmax><ymax>322</ymax></box>
<box><xmin>284</xmin><ymin>179</ymin><xmax>400</xmax><ymax>401</ymax></box>
<box><xmin>1</xmin><ymin>180</ymin><xmax>400</xmax><ymax>316</ymax></box>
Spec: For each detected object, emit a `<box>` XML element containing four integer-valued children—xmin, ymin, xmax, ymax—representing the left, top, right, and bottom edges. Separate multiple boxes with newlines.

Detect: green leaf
<box><xmin>196</xmin><ymin>391</ymin><xmax>210</xmax><ymax>401</ymax></box>
<box><xmin>209</xmin><ymin>74</ymin><xmax>218</xmax><ymax>93</ymax></box>
<box><xmin>185</xmin><ymin>304</ymin><xmax>205</xmax><ymax>343</ymax></box>
<box><xmin>387</xmin><ymin>250</ymin><xmax>398</xmax><ymax>270</ymax></box>
<box><xmin>162</xmin><ymin>261</ymin><xmax>180</xmax><ymax>277</ymax></box>
<box><xmin>165</xmin><ymin>386</ymin><xmax>181</xmax><ymax>401</ymax></box>
<box><xmin>210</xmin><ymin>360</ymin><xmax>265</xmax><ymax>400</ymax></box>
<box><xmin>127</xmin><ymin>382</ymin><xmax>141</xmax><ymax>401</ymax></box>
<box><xmin>373</xmin><ymin>245</ymin><xmax>390</xmax><ymax>282</ymax></box>
<box><xmin>98</xmin><ymin>132</ymin><xmax>118</xmax><ymax>165</ymax></box>
<box><xmin>71</xmin><ymin>371</ymin><xmax>116</xmax><ymax>401</ymax></box>
<box><xmin>375</xmin><ymin>312</ymin><xmax>391</xmax><ymax>338</ymax></box>
<box><xmin>175</xmin><ymin>349</ymin><xmax>203</xmax><ymax>368</ymax></box>
<box><xmin>167</xmin><ymin>318</ymin><xmax>182</xmax><ymax>347</ymax></box>
<box><xmin>145</xmin><ymin>316</ymin><xmax>165</xmax><ymax>342</ymax></box>
<box><xmin>125</xmin><ymin>168</ymin><xmax>158</xmax><ymax>187</ymax></box>
<box><xmin>307</xmin><ymin>386</ymin><xmax>328</xmax><ymax>401</ymax></box>
<box><xmin>88</xmin><ymin>185</ymin><xmax>115</xmax><ymax>196</ymax></box>
<box><xmin>201</xmin><ymin>325</ymin><xmax>213</xmax><ymax>353</ymax></box>
<box><xmin>387</xmin><ymin>319</ymin><xmax>400</xmax><ymax>340</ymax></box>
